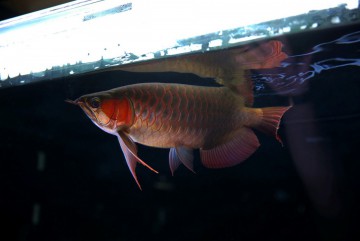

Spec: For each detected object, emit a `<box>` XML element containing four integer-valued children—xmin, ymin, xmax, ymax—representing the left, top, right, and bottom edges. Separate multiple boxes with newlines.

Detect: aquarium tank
<box><xmin>1</xmin><ymin>0</ymin><xmax>360</xmax><ymax>241</ymax></box>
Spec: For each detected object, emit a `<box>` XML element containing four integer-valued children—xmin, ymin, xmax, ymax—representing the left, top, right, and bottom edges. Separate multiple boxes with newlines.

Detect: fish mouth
<box><xmin>66</xmin><ymin>98</ymin><xmax>97</xmax><ymax>121</ymax></box>
<box><xmin>65</xmin><ymin>99</ymin><xmax>78</xmax><ymax>105</ymax></box>
<box><xmin>65</xmin><ymin>98</ymin><xmax>112</xmax><ymax>128</ymax></box>
<box><xmin>79</xmin><ymin>102</ymin><xmax>95</xmax><ymax>120</ymax></box>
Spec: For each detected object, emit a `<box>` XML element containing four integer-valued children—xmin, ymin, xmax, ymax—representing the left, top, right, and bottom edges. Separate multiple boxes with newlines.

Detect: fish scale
<box><xmin>121</xmin><ymin>83</ymin><xmax>240</xmax><ymax>149</ymax></box>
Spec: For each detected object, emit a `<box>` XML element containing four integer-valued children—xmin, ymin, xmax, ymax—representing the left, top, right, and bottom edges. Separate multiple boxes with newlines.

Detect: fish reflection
<box><xmin>251</xmin><ymin>30</ymin><xmax>360</xmax><ymax>96</ymax></box>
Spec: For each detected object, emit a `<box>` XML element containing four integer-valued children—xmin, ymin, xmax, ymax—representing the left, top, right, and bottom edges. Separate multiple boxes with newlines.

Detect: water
<box><xmin>1</xmin><ymin>24</ymin><xmax>360</xmax><ymax>241</ymax></box>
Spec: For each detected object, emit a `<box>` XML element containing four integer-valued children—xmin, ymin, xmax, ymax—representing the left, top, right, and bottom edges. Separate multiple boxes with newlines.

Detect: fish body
<box><xmin>69</xmin><ymin>41</ymin><xmax>290</xmax><ymax>189</ymax></box>
<box><xmin>72</xmin><ymin>82</ymin><xmax>290</xmax><ymax>189</ymax></box>
<box><xmin>106</xmin><ymin>83</ymin><xmax>247</xmax><ymax>149</ymax></box>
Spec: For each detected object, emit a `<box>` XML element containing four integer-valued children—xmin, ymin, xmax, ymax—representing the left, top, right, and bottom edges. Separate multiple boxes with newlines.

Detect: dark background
<box><xmin>1</xmin><ymin>6</ymin><xmax>360</xmax><ymax>241</ymax></box>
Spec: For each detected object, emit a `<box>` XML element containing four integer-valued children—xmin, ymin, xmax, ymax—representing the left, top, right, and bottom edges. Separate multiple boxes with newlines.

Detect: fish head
<box><xmin>67</xmin><ymin>92</ymin><xmax>134</xmax><ymax>134</ymax></box>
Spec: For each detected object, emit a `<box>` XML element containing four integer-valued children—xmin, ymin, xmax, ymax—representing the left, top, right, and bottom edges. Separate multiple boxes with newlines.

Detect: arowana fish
<box><xmin>68</xmin><ymin>41</ymin><xmax>290</xmax><ymax>189</ymax></box>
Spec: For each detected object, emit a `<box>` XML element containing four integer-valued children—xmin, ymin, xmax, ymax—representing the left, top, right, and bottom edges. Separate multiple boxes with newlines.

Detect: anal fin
<box><xmin>200</xmin><ymin>128</ymin><xmax>260</xmax><ymax>169</ymax></box>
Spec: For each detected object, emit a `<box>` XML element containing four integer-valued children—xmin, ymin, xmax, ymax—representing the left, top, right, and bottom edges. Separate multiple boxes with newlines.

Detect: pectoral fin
<box><xmin>117</xmin><ymin>132</ymin><xmax>158</xmax><ymax>190</ymax></box>
<box><xmin>200</xmin><ymin>128</ymin><xmax>260</xmax><ymax>168</ymax></box>
<box><xmin>169</xmin><ymin>147</ymin><xmax>195</xmax><ymax>175</ymax></box>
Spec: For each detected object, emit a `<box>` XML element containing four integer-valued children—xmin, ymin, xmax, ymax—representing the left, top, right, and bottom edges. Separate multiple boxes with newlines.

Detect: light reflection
<box><xmin>252</xmin><ymin>31</ymin><xmax>360</xmax><ymax>96</ymax></box>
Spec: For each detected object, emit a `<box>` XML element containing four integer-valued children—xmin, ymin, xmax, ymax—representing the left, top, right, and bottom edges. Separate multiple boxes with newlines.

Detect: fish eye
<box><xmin>90</xmin><ymin>97</ymin><xmax>101</xmax><ymax>108</ymax></box>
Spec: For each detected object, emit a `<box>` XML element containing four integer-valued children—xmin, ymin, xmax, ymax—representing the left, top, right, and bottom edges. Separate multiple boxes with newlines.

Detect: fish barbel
<box><xmin>69</xmin><ymin>41</ymin><xmax>290</xmax><ymax>189</ymax></box>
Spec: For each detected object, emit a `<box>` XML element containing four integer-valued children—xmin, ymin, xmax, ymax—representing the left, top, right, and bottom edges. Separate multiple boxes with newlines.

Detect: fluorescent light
<box><xmin>0</xmin><ymin>0</ymin><xmax>358</xmax><ymax>86</ymax></box>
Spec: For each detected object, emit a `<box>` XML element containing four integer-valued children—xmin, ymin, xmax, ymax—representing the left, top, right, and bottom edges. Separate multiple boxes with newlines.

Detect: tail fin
<box><xmin>232</xmin><ymin>40</ymin><xmax>287</xmax><ymax>70</ymax></box>
<box><xmin>253</xmin><ymin>106</ymin><xmax>291</xmax><ymax>144</ymax></box>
